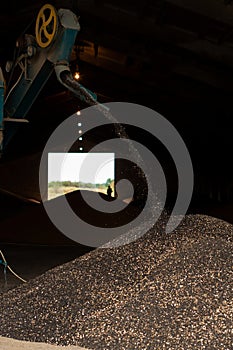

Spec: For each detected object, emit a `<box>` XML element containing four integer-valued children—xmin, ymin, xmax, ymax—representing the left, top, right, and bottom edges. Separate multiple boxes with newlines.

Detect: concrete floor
<box><xmin>0</xmin><ymin>336</ymin><xmax>88</xmax><ymax>350</ymax></box>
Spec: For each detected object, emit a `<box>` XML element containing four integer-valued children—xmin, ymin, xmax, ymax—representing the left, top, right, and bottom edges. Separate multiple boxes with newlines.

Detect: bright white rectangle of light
<box><xmin>48</xmin><ymin>153</ymin><xmax>115</xmax><ymax>200</ymax></box>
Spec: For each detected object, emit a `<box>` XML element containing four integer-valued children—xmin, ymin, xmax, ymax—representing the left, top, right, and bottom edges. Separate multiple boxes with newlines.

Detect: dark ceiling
<box><xmin>1</xmin><ymin>0</ymin><xmax>233</xmax><ymax>206</ymax></box>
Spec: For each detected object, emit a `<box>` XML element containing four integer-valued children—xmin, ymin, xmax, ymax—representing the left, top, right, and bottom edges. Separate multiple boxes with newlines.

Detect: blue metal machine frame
<box><xmin>1</xmin><ymin>5</ymin><xmax>97</xmax><ymax>152</ymax></box>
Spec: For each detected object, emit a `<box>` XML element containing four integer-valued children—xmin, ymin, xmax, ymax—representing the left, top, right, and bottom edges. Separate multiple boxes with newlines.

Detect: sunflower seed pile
<box><xmin>0</xmin><ymin>214</ymin><xmax>232</xmax><ymax>350</ymax></box>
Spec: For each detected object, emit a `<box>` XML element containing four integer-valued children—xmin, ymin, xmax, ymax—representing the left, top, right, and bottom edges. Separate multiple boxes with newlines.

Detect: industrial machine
<box><xmin>0</xmin><ymin>3</ymin><xmax>141</xmax><ymax>205</ymax></box>
<box><xmin>0</xmin><ymin>3</ymin><xmax>98</xmax><ymax>153</ymax></box>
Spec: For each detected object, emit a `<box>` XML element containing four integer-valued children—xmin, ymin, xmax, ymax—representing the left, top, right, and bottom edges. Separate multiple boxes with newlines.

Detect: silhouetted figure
<box><xmin>107</xmin><ymin>185</ymin><xmax>113</xmax><ymax>198</ymax></box>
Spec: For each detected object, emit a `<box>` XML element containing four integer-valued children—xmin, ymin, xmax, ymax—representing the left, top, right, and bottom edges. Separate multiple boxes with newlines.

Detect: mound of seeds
<box><xmin>0</xmin><ymin>214</ymin><xmax>232</xmax><ymax>349</ymax></box>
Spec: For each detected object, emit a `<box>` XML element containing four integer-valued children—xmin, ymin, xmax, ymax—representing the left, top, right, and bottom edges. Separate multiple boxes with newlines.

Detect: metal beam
<box><xmin>167</xmin><ymin>0</ymin><xmax>233</xmax><ymax>25</ymax></box>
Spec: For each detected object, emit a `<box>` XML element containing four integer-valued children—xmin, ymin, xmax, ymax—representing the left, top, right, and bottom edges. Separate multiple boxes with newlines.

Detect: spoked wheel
<box><xmin>35</xmin><ymin>4</ymin><xmax>58</xmax><ymax>48</ymax></box>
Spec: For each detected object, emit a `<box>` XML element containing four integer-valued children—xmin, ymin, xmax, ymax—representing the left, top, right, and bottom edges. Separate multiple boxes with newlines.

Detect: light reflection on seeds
<box><xmin>0</xmin><ymin>214</ymin><xmax>232</xmax><ymax>350</ymax></box>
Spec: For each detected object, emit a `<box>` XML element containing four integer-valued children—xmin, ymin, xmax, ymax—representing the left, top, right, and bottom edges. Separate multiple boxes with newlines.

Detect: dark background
<box><xmin>1</xmin><ymin>0</ymin><xmax>233</xmax><ymax>236</ymax></box>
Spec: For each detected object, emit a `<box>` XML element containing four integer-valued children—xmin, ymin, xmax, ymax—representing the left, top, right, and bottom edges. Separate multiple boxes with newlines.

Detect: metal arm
<box><xmin>2</xmin><ymin>5</ymin><xmax>97</xmax><ymax>151</ymax></box>
<box><xmin>54</xmin><ymin>64</ymin><xmax>97</xmax><ymax>104</ymax></box>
